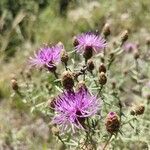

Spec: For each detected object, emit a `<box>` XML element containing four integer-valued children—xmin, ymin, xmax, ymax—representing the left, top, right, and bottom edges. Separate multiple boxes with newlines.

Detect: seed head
<box><xmin>61</xmin><ymin>71</ymin><xmax>74</xmax><ymax>90</ymax></box>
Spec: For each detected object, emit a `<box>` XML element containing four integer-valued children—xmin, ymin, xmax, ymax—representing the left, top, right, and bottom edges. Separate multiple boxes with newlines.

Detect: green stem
<box><xmin>108</xmin><ymin>57</ymin><xmax>115</xmax><ymax>70</ymax></box>
<box><xmin>64</xmin><ymin>62</ymin><xmax>68</xmax><ymax>71</ymax></box>
<box><xmin>91</xmin><ymin>72</ymin><xmax>99</xmax><ymax>88</ymax></box>
<box><xmin>57</xmin><ymin>135</ymin><xmax>66</xmax><ymax>147</ymax></box>
<box><xmin>103</xmin><ymin>134</ymin><xmax>112</xmax><ymax>150</ymax></box>
<box><xmin>135</xmin><ymin>59</ymin><xmax>139</xmax><ymax>72</ymax></box>
<box><xmin>53</xmin><ymin>71</ymin><xmax>58</xmax><ymax>79</ymax></box>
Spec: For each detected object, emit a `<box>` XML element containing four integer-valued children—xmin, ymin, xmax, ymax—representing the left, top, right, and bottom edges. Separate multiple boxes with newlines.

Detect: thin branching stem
<box><xmin>57</xmin><ymin>134</ymin><xmax>66</xmax><ymax>147</ymax></box>
<box><xmin>103</xmin><ymin>134</ymin><xmax>113</xmax><ymax>150</ymax></box>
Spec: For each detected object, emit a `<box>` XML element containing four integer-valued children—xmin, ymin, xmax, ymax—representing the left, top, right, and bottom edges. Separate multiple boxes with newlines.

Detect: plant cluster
<box><xmin>11</xmin><ymin>23</ymin><xmax>150</xmax><ymax>149</ymax></box>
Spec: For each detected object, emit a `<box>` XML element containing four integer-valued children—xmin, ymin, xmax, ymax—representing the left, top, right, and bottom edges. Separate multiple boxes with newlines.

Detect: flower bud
<box><xmin>121</xmin><ymin>30</ymin><xmax>128</xmax><ymax>44</ymax></box>
<box><xmin>47</xmin><ymin>64</ymin><xmax>57</xmax><ymax>72</ymax></box>
<box><xmin>146</xmin><ymin>94</ymin><xmax>150</xmax><ymax>104</ymax></box>
<box><xmin>136</xmin><ymin>105</ymin><xmax>145</xmax><ymax>115</ymax></box>
<box><xmin>61</xmin><ymin>71</ymin><xmax>74</xmax><ymax>90</ymax></box>
<box><xmin>134</xmin><ymin>50</ymin><xmax>140</xmax><ymax>59</ymax></box>
<box><xmin>102</xmin><ymin>23</ymin><xmax>111</xmax><ymax>38</ymax></box>
<box><xmin>26</xmin><ymin>71</ymin><xmax>31</xmax><ymax>80</ymax></box>
<box><xmin>146</xmin><ymin>37</ymin><xmax>150</xmax><ymax>46</ymax></box>
<box><xmin>105</xmin><ymin>112</ymin><xmax>120</xmax><ymax>134</ymax></box>
<box><xmin>83</xmin><ymin>46</ymin><xmax>93</xmax><ymax>60</ymax></box>
<box><xmin>130</xmin><ymin>110</ymin><xmax>135</xmax><ymax>116</ymax></box>
<box><xmin>72</xmin><ymin>72</ymin><xmax>80</xmax><ymax>80</ymax></box>
<box><xmin>111</xmin><ymin>81</ymin><xmax>116</xmax><ymax>89</ymax></box>
<box><xmin>99</xmin><ymin>63</ymin><xmax>106</xmax><ymax>73</ymax></box>
<box><xmin>61</xmin><ymin>50</ymin><xmax>69</xmax><ymax>65</ymax></box>
<box><xmin>76</xmin><ymin>80</ymin><xmax>87</xmax><ymax>91</ymax></box>
<box><xmin>11</xmin><ymin>79</ymin><xmax>19</xmax><ymax>91</ymax></box>
<box><xmin>130</xmin><ymin>105</ymin><xmax>145</xmax><ymax>116</ymax></box>
<box><xmin>123</xmin><ymin>69</ymin><xmax>128</xmax><ymax>76</ymax></box>
<box><xmin>99</xmin><ymin>72</ymin><xmax>107</xmax><ymax>85</ymax></box>
<box><xmin>110</xmin><ymin>52</ymin><xmax>115</xmax><ymax>58</ymax></box>
<box><xmin>47</xmin><ymin>97</ymin><xmax>56</xmax><ymax>109</ymax></box>
<box><xmin>73</xmin><ymin>37</ymin><xmax>79</xmax><ymax>47</ymax></box>
<box><xmin>51</xmin><ymin>126</ymin><xmax>59</xmax><ymax>136</ymax></box>
<box><xmin>87</xmin><ymin>59</ymin><xmax>95</xmax><ymax>72</ymax></box>
<box><xmin>101</xmin><ymin>56</ymin><xmax>105</xmax><ymax>63</ymax></box>
<box><xmin>79</xmin><ymin>143</ymin><xmax>94</xmax><ymax>150</ymax></box>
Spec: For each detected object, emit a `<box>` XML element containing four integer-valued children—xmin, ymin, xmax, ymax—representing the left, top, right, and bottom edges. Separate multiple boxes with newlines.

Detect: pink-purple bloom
<box><xmin>74</xmin><ymin>32</ymin><xmax>106</xmax><ymax>54</ymax></box>
<box><xmin>123</xmin><ymin>42</ymin><xmax>137</xmax><ymax>52</ymax></box>
<box><xmin>108</xmin><ymin>112</ymin><xmax>117</xmax><ymax>118</ymax></box>
<box><xmin>53</xmin><ymin>87</ymin><xmax>100</xmax><ymax>132</ymax></box>
<box><xmin>29</xmin><ymin>43</ymin><xmax>63</xmax><ymax>70</ymax></box>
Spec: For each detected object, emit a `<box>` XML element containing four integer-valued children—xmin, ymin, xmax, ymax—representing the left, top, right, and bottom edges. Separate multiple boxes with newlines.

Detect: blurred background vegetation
<box><xmin>0</xmin><ymin>0</ymin><xmax>150</xmax><ymax>149</ymax></box>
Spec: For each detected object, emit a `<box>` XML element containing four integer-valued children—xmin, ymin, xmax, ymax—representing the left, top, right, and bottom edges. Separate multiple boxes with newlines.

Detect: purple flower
<box><xmin>123</xmin><ymin>42</ymin><xmax>137</xmax><ymax>53</ymax></box>
<box><xmin>108</xmin><ymin>112</ymin><xmax>117</xmax><ymax>118</ymax></box>
<box><xmin>29</xmin><ymin>43</ymin><xmax>63</xmax><ymax>70</ymax></box>
<box><xmin>53</xmin><ymin>88</ymin><xmax>100</xmax><ymax>132</ymax></box>
<box><xmin>74</xmin><ymin>32</ymin><xmax>106</xmax><ymax>54</ymax></box>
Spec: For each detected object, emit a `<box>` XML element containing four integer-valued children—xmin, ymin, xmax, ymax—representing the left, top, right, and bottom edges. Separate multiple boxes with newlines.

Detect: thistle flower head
<box><xmin>105</xmin><ymin>112</ymin><xmax>120</xmax><ymax>134</ymax></box>
<box><xmin>53</xmin><ymin>88</ymin><xmax>100</xmax><ymax>132</ymax></box>
<box><xmin>123</xmin><ymin>42</ymin><xmax>137</xmax><ymax>52</ymax></box>
<box><xmin>29</xmin><ymin>43</ymin><xmax>63</xmax><ymax>70</ymax></box>
<box><xmin>74</xmin><ymin>32</ymin><xmax>106</xmax><ymax>57</ymax></box>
